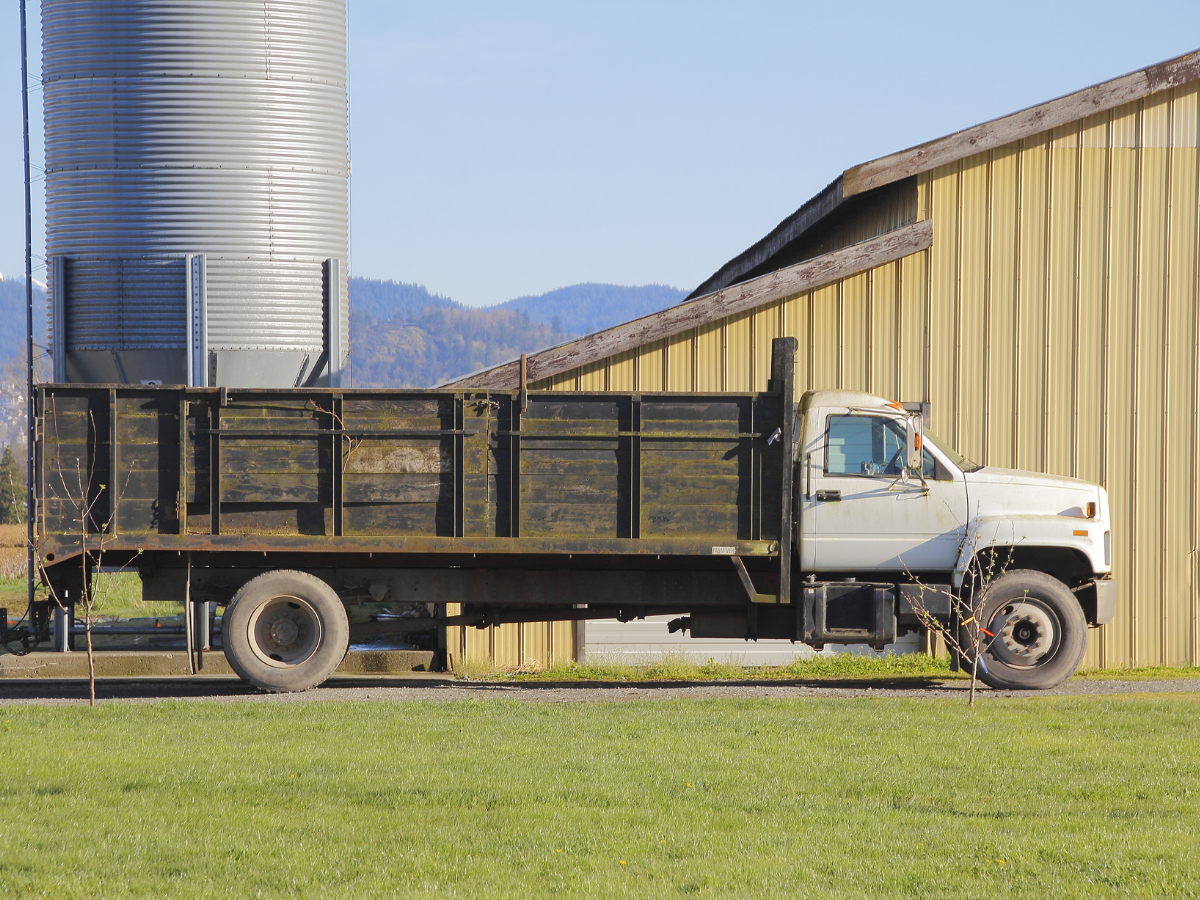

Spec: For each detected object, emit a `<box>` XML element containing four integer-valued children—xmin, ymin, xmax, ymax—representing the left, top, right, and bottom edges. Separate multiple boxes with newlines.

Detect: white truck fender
<box><xmin>952</xmin><ymin>514</ymin><xmax>1109</xmax><ymax>587</ymax></box>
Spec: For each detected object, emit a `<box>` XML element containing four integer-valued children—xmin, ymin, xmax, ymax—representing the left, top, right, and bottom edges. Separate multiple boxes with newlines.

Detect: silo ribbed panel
<box><xmin>63</xmin><ymin>258</ymin><xmax>188</xmax><ymax>351</ymax></box>
<box><xmin>204</xmin><ymin>260</ymin><xmax>324</xmax><ymax>350</ymax></box>
<box><xmin>42</xmin><ymin>0</ymin><xmax>349</xmax><ymax>360</ymax></box>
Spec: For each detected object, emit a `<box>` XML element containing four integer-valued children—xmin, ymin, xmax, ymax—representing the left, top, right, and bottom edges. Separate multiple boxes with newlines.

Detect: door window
<box><xmin>824</xmin><ymin>414</ymin><xmax>937</xmax><ymax>478</ymax></box>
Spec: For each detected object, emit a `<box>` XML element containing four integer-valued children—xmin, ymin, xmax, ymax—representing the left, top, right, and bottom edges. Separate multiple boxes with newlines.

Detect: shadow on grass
<box><xmin>0</xmin><ymin>678</ymin><xmax>261</xmax><ymax>702</ymax></box>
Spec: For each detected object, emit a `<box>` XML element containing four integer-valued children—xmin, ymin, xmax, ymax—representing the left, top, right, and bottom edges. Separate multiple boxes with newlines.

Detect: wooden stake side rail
<box><xmin>35</xmin><ymin>341</ymin><xmax>799</xmax><ymax>584</ymax></box>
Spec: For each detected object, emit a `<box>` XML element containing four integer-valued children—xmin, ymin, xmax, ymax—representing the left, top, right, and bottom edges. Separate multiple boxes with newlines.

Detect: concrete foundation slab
<box><xmin>0</xmin><ymin>649</ymin><xmax>437</xmax><ymax>679</ymax></box>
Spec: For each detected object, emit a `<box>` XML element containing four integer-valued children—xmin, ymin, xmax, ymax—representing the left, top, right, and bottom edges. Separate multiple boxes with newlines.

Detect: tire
<box><xmin>222</xmin><ymin>570</ymin><xmax>349</xmax><ymax>692</ymax></box>
<box><xmin>967</xmin><ymin>569</ymin><xmax>1087</xmax><ymax>690</ymax></box>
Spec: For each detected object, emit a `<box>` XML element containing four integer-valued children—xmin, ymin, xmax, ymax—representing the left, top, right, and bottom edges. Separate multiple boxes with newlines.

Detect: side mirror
<box><xmin>905</xmin><ymin>414</ymin><xmax>923</xmax><ymax>472</ymax></box>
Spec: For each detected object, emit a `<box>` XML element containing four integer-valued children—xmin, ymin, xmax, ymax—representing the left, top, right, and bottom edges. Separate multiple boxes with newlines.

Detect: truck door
<box><xmin>803</xmin><ymin>410</ymin><xmax>967</xmax><ymax>572</ymax></box>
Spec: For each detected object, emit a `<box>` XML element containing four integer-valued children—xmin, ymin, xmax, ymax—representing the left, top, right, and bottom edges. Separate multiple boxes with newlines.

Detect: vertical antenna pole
<box><xmin>20</xmin><ymin>0</ymin><xmax>35</xmax><ymax>616</ymax></box>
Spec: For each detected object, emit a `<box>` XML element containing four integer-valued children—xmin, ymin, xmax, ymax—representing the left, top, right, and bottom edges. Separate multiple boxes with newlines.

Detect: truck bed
<box><xmin>35</xmin><ymin>381</ymin><xmax>793</xmax><ymax>568</ymax></box>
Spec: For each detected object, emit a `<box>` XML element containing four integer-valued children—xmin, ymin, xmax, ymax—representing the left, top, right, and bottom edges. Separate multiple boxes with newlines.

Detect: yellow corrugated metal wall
<box><xmin>539</xmin><ymin>257</ymin><xmax>931</xmax><ymax>407</ymax></box>
<box><xmin>919</xmin><ymin>85</ymin><xmax>1200</xmax><ymax>669</ymax></box>
<box><xmin>445</xmin><ymin>604</ymin><xmax>576</xmax><ymax>671</ymax></box>
<box><xmin>528</xmin><ymin>82</ymin><xmax>1200</xmax><ymax>669</ymax></box>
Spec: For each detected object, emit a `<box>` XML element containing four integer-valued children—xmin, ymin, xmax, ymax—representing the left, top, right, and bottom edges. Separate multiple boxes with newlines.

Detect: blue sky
<box><xmin>4</xmin><ymin>2</ymin><xmax>1200</xmax><ymax>305</ymax></box>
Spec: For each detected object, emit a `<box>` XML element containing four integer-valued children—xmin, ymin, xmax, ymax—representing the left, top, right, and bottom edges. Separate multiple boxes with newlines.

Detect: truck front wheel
<box><xmin>968</xmin><ymin>569</ymin><xmax>1087</xmax><ymax>690</ymax></box>
<box><xmin>223</xmin><ymin>570</ymin><xmax>350</xmax><ymax>692</ymax></box>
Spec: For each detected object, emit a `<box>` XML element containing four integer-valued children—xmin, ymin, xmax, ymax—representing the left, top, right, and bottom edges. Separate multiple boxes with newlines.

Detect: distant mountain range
<box><xmin>350</xmin><ymin>279</ymin><xmax>683</xmax><ymax>340</ymax></box>
<box><xmin>347</xmin><ymin>279</ymin><xmax>685</xmax><ymax>387</ymax></box>
<box><xmin>0</xmin><ymin>275</ymin><xmax>685</xmax><ymax>388</ymax></box>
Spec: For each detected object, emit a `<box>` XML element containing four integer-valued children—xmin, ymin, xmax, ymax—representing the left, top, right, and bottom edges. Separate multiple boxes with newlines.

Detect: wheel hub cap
<box><xmin>990</xmin><ymin>601</ymin><xmax>1055</xmax><ymax>666</ymax></box>
<box><xmin>269</xmin><ymin>616</ymin><xmax>300</xmax><ymax>647</ymax></box>
<box><xmin>246</xmin><ymin>595</ymin><xmax>322</xmax><ymax>669</ymax></box>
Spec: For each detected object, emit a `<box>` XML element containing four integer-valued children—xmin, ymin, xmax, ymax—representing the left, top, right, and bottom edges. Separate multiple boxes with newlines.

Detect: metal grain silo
<box><xmin>42</xmin><ymin>0</ymin><xmax>349</xmax><ymax>388</ymax></box>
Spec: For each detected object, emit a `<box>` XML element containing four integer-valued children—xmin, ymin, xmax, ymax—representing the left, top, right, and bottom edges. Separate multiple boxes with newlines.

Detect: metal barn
<box><xmin>448</xmin><ymin>49</ymin><xmax>1200</xmax><ymax>670</ymax></box>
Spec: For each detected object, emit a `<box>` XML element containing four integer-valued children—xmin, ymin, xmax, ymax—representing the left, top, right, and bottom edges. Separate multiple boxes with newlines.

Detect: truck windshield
<box><xmin>924</xmin><ymin>431</ymin><xmax>984</xmax><ymax>472</ymax></box>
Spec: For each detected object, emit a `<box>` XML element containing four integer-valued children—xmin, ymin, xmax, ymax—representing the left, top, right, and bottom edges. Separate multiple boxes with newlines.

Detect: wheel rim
<box><xmin>987</xmin><ymin>599</ymin><xmax>1059</xmax><ymax>667</ymax></box>
<box><xmin>246</xmin><ymin>594</ymin><xmax>323</xmax><ymax>669</ymax></box>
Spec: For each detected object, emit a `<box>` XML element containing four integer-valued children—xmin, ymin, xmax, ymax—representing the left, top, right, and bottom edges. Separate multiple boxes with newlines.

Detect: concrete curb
<box><xmin>0</xmin><ymin>649</ymin><xmax>437</xmax><ymax>679</ymax></box>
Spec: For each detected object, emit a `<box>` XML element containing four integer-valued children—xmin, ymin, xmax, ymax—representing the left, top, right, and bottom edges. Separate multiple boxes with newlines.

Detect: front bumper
<box><xmin>1093</xmin><ymin>577</ymin><xmax>1117</xmax><ymax>626</ymax></box>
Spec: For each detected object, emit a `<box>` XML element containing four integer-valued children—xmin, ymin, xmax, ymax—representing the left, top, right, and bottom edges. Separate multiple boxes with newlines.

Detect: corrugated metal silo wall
<box><xmin>42</xmin><ymin>0</ymin><xmax>350</xmax><ymax>377</ymax></box>
<box><xmin>528</xmin><ymin>82</ymin><xmax>1200</xmax><ymax>670</ymax></box>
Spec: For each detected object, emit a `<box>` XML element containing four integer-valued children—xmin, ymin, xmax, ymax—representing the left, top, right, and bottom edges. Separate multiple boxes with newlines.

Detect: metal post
<box><xmin>190</xmin><ymin>595</ymin><xmax>209</xmax><ymax>668</ymax></box>
<box><xmin>108</xmin><ymin>389</ymin><xmax>118</xmax><ymax>533</ymax></box>
<box><xmin>52</xmin><ymin>605</ymin><xmax>71</xmax><ymax>653</ymax></box>
<box><xmin>189</xmin><ymin>255</ymin><xmax>207</xmax><ymax>387</ymax></box>
<box><xmin>201</xmin><ymin>602</ymin><xmax>214</xmax><ymax>652</ymax></box>
<box><xmin>209</xmin><ymin>401</ymin><xmax>221</xmax><ymax>535</ymax></box>
<box><xmin>191</xmin><ymin>599</ymin><xmax>213</xmax><ymax>670</ymax></box>
<box><xmin>324</xmin><ymin>258</ymin><xmax>342</xmax><ymax>387</ymax></box>
<box><xmin>184</xmin><ymin>553</ymin><xmax>195</xmax><ymax>674</ymax></box>
<box><xmin>51</xmin><ymin>258</ymin><xmax>66</xmax><ymax>382</ymax></box>
<box><xmin>331</xmin><ymin>393</ymin><xmax>343</xmax><ymax>536</ymax></box>
<box><xmin>771</xmin><ymin>338</ymin><xmax>797</xmax><ymax>616</ymax></box>
<box><xmin>185</xmin><ymin>255</ymin><xmax>193</xmax><ymax>386</ymax></box>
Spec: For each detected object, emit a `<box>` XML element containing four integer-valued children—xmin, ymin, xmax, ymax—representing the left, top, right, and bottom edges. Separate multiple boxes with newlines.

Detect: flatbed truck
<box><xmin>23</xmin><ymin>338</ymin><xmax>1114</xmax><ymax>690</ymax></box>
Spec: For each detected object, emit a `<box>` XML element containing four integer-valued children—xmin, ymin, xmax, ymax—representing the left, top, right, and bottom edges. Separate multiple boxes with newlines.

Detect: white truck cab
<box><xmin>795</xmin><ymin>389</ymin><xmax>1114</xmax><ymax>689</ymax></box>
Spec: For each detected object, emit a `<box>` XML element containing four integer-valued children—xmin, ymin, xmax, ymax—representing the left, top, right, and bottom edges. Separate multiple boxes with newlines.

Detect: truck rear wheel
<box><xmin>222</xmin><ymin>570</ymin><xmax>349</xmax><ymax>692</ymax></box>
<box><xmin>968</xmin><ymin>569</ymin><xmax>1087</xmax><ymax>690</ymax></box>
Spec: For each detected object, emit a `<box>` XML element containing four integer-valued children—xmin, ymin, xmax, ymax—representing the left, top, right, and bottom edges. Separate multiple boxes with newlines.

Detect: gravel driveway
<box><xmin>0</xmin><ymin>676</ymin><xmax>1197</xmax><ymax>705</ymax></box>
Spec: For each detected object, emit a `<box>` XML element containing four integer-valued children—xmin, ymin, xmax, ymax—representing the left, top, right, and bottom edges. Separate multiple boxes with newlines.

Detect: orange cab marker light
<box><xmin>1073</xmin><ymin>530</ymin><xmax>1088</xmax><ymax>537</ymax></box>
<box><xmin>1086</xmin><ymin>502</ymin><xmax>1097</xmax><ymax>518</ymax></box>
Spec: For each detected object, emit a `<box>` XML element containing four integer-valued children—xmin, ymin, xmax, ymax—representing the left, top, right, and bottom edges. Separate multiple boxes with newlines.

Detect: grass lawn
<box><xmin>0</xmin><ymin>696</ymin><xmax>1197</xmax><ymax>898</ymax></box>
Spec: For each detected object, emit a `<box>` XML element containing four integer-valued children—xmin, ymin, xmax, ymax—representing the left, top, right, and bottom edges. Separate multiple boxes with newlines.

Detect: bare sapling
<box><xmin>902</xmin><ymin>528</ymin><xmax>1016</xmax><ymax>707</ymax></box>
<box><xmin>36</xmin><ymin>407</ymin><xmax>138</xmax><ymax>706</ymax></box>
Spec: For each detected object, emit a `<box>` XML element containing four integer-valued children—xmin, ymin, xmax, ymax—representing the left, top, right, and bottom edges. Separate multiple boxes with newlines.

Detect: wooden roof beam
<box><xmin>843</xmin><ymin>49</ymin><xmax>1200</xmax><ymax>197</ymax></box>
<box><xmin>442</xmin><ymin>219</ymin><xmax>933</xmax><ymax>390</ymax></box>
